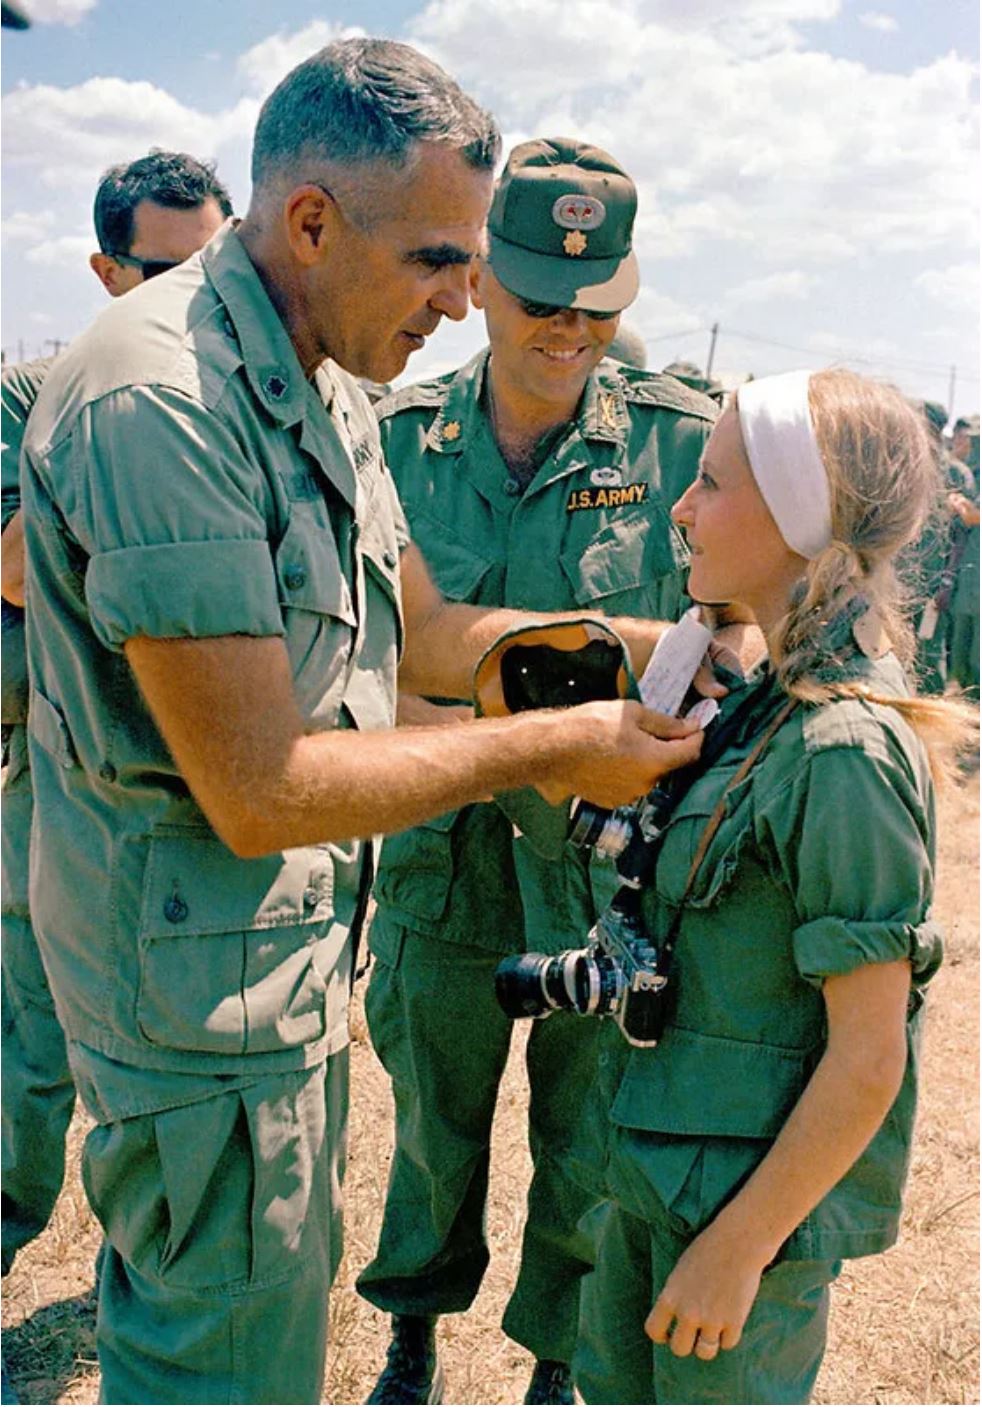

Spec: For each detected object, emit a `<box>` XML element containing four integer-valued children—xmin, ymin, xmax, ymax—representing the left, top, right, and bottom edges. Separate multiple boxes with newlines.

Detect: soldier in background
<box><xmin>606</xmin><ymin>321</ymin><xmax>648</xmax><ymax>369</ymax></box>
<box><xmin>902</xmin><ymin>401</ymin><xmax>975</xmax><ymax>694</ymax></box>
<box><xmin>663</xmin><ymin>357</ymin><xmax>725</xmax><ymax>403</ymax></box>
<box><xmin>356</xmin><ymin>138</ymin><xmax>718</xmax><ymax>1407</ymax></box>
<box><xmin>946</xmin><ymin>414</ymin><xmax>980</xmax><ymax>700</ymax></box>
<box><xmin>1</xmin><ymin>150</ymin><xmax>231</xmax><ymax>1285</ymax></box>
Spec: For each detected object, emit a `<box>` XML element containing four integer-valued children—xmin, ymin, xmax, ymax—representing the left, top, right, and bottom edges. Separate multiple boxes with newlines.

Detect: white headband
<box><xmin>737</xmin><ymin>371</ymin><xmax>832</xmax><ymax>560</ymax></box>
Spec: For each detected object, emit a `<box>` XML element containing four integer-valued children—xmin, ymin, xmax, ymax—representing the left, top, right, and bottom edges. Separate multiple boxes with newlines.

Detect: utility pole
<box><xmin>706</xmin><ymin>322</ymin><xmax>719</xmax><ymax>378</ymax></box>
<box><xmin>45</xmin><ymin>338</ymin><xmax>65</xmax><ymax>356</ymax></box>
<box><xmin>946</xmin><ymin>364</ymin><xmax>957</xmax><ymax>421</ymax></box>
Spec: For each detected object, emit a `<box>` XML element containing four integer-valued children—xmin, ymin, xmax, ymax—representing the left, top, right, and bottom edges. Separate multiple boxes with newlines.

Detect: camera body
<box><xmin>494</xmin><ymin>892</ymin><xmax>670</xmax><ymax>1049</ymax></box>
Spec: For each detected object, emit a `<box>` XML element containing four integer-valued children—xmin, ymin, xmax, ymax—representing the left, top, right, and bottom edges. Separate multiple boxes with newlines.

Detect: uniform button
<box><xmin>283</xmin><ymin>565</ymin><xmax>306</xmax><ymax>591</ymax></box>
<box><xmin>303</xmin><ymin>886</ymin><xmax>320</xmax><ymax>908</ymax></box>
<box><xmin>598</xmin><ymin>1052</ymin><xmax>609</xmax><ymax>1068</ymax></box>
<box><xmin>163</xmin><ymin>895</ymin><xmax>189</xmax><ymax>924</ymax></box>
<box><xmin>503</xmin><ymin>477</ymin><xmax>521</xmax><ymax>496</ymax></box>
<box><xmin>98</xmin><ymin>761</ymin><xmax>117</xmax><ymax>783</ymax></box>
<box><xmin>382</xmin><ymin>549</ymin><xmax>398</xmax><ymax>569</ymax></box>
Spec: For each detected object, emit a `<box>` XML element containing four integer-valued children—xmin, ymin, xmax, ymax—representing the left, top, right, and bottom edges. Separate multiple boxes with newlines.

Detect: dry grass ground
<box><xmin>3</xmin><ymin>774</ymin><xmax>978</xmax><ymax>1406</ymax></box>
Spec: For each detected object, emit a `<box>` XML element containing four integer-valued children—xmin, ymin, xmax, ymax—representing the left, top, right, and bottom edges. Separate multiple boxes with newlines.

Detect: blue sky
<box><xmin>2</xmin><ymin>0</ymin><xmax>979</xmax><ymax>416</ymax></box>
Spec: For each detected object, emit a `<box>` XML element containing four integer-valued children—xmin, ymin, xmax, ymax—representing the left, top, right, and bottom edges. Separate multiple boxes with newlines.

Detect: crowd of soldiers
<box><xmin>0</xmin><ymin>30</ymin><xmax>978</xmax><ymax>1407</ymax></box>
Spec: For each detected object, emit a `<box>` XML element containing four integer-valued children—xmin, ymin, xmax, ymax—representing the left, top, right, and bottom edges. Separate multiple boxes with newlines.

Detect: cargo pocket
<box><xmin>560</xmin><ymin>510</ymin><xmax>684</xmax><ymax>618</ymax></box>
<box><xmin>137</xmin><ymin>829</ymin><xmax>335</xmax><ymax>1056</ymax></box>
<box><xmin>374</xmin><ymin>812</ymin><xmax>458</xmax><ymax>930</ymax></box>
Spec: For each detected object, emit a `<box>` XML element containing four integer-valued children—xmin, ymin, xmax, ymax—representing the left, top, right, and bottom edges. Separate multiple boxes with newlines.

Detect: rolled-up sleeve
<box><xmin>72</xmin><ymin>384</ymin><xmax>284</xmax><ymax>650</ymax></box>
<box><xmin>759</xmin><ymin>740</ymin><xmax>941</xmax><ymax>988</ymax></box>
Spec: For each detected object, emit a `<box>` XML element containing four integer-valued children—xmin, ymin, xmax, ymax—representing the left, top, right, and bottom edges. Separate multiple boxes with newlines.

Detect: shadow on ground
<box><xmin>3</xmin><ymin>1289</ymin><xmax>97</xmax><ymax>1405</ymax></box>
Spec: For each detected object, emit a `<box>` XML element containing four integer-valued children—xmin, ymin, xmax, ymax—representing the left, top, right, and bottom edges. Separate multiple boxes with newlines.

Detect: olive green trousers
<box><xmin>1</xmin><ymin>726</ymin><xmax>76</xmax><ymax>1274</ymax></box>
<box><xmin>357</xmin><ymin>927</ymin><xmax>601</xmax><ymax>1362</ymax></box>
<box><xmin>83</xmin><ymin>1051</ymin><xmax>347</xmax><ymax>1404</ymax></box>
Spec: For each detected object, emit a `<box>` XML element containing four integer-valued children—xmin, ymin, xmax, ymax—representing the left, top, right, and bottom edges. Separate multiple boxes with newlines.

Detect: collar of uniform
<box><xmin>578</xmin><ymin>364</ymin><xmax>630</xmax><ymax>444</ymax></box>
<box><xmin>423</xmin><ymin>348</ymin><xmax>492</xmax><ymax>455</ymax></box>
<box><xmin>201</xmin><ymin>221</ymin><xmax>307</xmax><ymax>429</ymax></box>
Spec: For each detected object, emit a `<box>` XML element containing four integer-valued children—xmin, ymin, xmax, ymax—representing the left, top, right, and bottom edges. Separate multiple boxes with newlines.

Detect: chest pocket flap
<box><xmin>650</xmin><ymin>765</ymin><xmax>756</xmax><ymax>911</ymax></box>
<box><xmin>408</xmin><ymin>509</ymin><xmax>493</xmax><ymax>603</ymax></box>
<box><xmin>560</xmin><ymin>511</ymin><xmax>683</xmax><ymax>607</ymax></box>
<box><xmin>275</xmin><ymin>507</ymin><xmax>356</xmax><ymax>625</ymax></box>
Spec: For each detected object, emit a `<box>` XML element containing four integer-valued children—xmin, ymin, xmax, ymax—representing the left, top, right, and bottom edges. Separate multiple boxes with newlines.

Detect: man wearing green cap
<box><xmin>357</xmin><ymin>138</ymin><xmax>718</xmax><ymax>1406</ymax></box>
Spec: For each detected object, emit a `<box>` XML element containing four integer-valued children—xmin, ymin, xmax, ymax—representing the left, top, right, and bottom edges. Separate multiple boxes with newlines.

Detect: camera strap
<box><xmin>658</xmin><ymin>696</ymin><xmax>799</xmax><ymax>975</ymax></box>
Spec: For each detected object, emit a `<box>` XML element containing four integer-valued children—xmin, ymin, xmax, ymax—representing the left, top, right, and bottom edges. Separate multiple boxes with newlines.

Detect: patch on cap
<box><xmin>563</xmin><ymin>230</ymin><xmax>588</xmax><ymax>257</ymax></box>
<box><xmin>552</xmin><ymin>194</ymin><xmax>606</xmax><ymax>231</ymax></box>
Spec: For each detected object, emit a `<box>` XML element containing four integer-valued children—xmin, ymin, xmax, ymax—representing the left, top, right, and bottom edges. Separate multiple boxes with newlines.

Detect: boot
<box><xmin>366</xmin><ymin>1314</ymin><xmax>444</xmax><ymax>1405</ymax></box>
<box><xmin>524</xmin><ymin>1359</ymin><xmax>575</xmax><ymax>1405</ymax></box>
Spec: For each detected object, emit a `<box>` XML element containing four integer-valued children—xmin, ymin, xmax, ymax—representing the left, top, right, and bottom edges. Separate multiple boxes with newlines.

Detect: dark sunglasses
<box><xmin>107</xmin><ymin>252</ymin><xmax>182</xmax><ymax>281</ymax></box>
<box><xmin>514</xmin><ymin>293</ymin><xmax>620</xmax><ymax>322</ymax></box>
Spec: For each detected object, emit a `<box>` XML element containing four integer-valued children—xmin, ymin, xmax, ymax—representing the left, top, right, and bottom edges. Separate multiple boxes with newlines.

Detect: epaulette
<box><xmin>374</xmin><ymin>371</ymin><xmax>456</xmax><ymax>424</ymax></box>
<box><xmin>618</xmin><ymin>368</ymin><xmax>719</xmax><ymax>423</ymax></box>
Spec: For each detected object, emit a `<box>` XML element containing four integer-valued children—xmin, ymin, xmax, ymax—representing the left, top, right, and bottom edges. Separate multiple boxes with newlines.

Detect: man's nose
<box><xmin>430</xmin><ymin>266</ymin><xmax>471</xmax><ymax>322</ymax></box>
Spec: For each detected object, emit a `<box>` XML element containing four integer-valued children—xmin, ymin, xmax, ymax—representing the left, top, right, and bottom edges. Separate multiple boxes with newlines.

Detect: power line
<box><xmin>703</xmin><ymin>324</ymin><xmax>979</xmax><ymax>380</ymax></box>
<box><xmin>643</xmin><ymin>322</ymin><xmax>979</xmax><ymax>382</ymax></box>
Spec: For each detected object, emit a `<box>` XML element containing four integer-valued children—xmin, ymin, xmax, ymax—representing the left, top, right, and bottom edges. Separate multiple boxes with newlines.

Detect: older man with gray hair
<box><xmin>19</xmin><ymin>38</ymin><xmax>701</xmax><ymax>1404</ymax></box>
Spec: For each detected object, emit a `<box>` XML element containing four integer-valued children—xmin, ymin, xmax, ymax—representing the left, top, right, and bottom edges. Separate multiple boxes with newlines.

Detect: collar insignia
<box><xmin>443</xmin><ymin>420</ymin><xmax>462</xmax><ymax>441</ymax></box>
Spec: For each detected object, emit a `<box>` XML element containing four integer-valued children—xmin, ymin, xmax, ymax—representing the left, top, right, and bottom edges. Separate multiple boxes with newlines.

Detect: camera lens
<box><xmin>568</xmin><ymin>801</ymin><xmax>633</xmax><ymax>858</ymax></box>
<box><xmin>571</xmin><ymin>951</ymin><xmax>624</xmax><ymax>1016</ymax></box>
<box><xmin>495</xmin><ymin>951</ymin><xmax>581</xmax><ymax>1019</ymax></box>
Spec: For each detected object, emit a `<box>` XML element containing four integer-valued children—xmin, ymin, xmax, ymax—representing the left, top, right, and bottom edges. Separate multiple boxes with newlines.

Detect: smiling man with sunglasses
<box><xmin>357</xmin><ymin>138</ymin><xmax>719</xmax><ymax>1406</ymax></box>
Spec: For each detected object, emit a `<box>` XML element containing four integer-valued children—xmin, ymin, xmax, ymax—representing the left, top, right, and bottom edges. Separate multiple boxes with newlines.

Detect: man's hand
<box><xmin>948</xmin><ymin>491</ymin><xmax>981</xmax><ymax>528</ymax></box>
<box><xmin>536</xmin><ymin>702</ymin><xmax>703</xmax><ymax>807</ymax></box>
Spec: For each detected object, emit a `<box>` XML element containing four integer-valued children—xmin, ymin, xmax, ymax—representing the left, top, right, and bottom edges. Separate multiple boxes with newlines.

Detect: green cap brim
<box><xmin>489</xmin><ymin>235</ymin><xmax>639</xmax><ymax>314</ymax></box>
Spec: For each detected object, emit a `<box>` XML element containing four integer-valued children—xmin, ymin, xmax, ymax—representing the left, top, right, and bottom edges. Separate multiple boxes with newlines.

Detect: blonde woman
<box><xmin>573</xmin><ymin>370</ymin><xmax>972</xmax><ymax>1405</ymax></box>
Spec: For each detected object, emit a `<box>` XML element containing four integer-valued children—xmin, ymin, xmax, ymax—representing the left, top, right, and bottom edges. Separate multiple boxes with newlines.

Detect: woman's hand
<box><xmin>644</xmin><ymin>1221</ymin><xmax>770</xmax><ymax>1360</ymax></box>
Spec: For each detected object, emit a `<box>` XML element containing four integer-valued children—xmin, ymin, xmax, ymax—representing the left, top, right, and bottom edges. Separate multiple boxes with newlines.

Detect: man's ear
<box><xmin>284</xmin><ymin>185</ymin><xmax>340</xmax><ymax>267</ymax></box>
<box><xmin>90</xmin><ymin>252</ymin><xmax>121</xmax><ymax>294</ymax></box>
<box><xmin>469</xmin><ymin>257</ymin><xmax>487</xmax><ymax>310</ymax></box>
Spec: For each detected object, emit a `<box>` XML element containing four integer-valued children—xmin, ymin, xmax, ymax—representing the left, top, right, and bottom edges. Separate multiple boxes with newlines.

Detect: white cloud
<box><xmin>859</xmin><ymin>11</ymin><xmax>898</xmax><ymax>32</ymax></box>
<box><xmin>410</xmin><ymin>0</ymin><xmax>978</xmax><ymax>266</ymax></box>
<box><xmin>25</xmin><ymin>234</ymin><xmax>93</xmax><ymax>267</ymax></box>
<box><xmin>23</xmin><ymin>0</ymin><xmax>95</xmax><ymax>24</ymax></box>
<box><xmin>237</xmin><ymin>20</ymin><xmax>367</xmax><ymax>96</ymax></box>
<box><xmin>1</xmin><ymin>78</ymin><xmax>255</xmax><ymax>191</ymax></box>
<box><xmin>806</xmin><ymin>329</ymin><xmax>900</xmax><ymax>362</ymax></box>
<box><xmin>723</xmin><ymin>270</ymin><xmax>818</xmax><ymax>307</ymax></box>
<box><xmin>915</xmin><ymin>263</ymin><xmax>980</xmax><ymax>314</ymax></box>
<box><xmin>1</xmin><ymin>208</ymin><xmax>56</xmax><ymax>243</ymax></box>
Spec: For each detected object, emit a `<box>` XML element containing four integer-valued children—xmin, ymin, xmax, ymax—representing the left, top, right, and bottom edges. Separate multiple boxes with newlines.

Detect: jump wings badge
<box><xmin>553</xmin><ymin>194</ymin><xmax>603</xmax><ymax>258</ymax></box>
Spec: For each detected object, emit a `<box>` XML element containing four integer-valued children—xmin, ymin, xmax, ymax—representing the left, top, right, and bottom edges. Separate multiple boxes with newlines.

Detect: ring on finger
<box><xmin>695</xmin><ymin>1333</ymin><xmax>721</xmax><ymax>1356</ymax></box>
